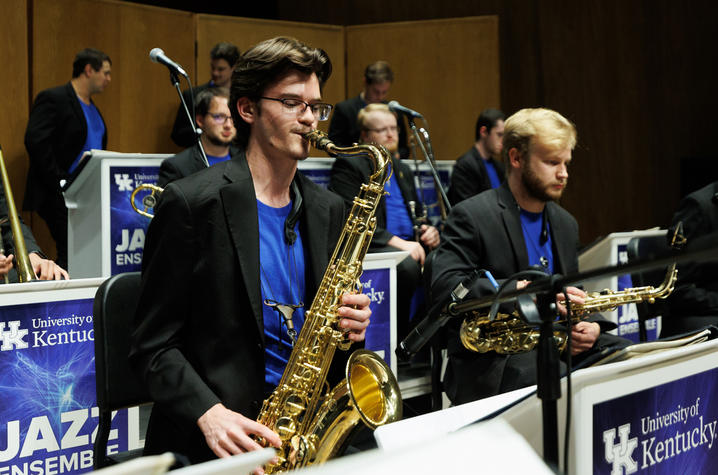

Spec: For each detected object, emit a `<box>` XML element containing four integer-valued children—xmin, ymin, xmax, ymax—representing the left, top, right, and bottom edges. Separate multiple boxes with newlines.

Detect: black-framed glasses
<box><xmin>259</xmin><ymin>97</ymin><xmax>333</xmax><ymax>121</ymax></box>
<box><xmin>209</xmin><ymin>113</ymin><xmax>233</xmax><ymax>124</ymax></box>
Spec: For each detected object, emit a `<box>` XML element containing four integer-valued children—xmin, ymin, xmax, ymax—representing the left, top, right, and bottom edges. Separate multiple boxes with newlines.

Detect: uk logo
<box><xmin>0</xmin><ymin>321</ymin><xmax>29</xmax><ymax>351</ymax></box>
<box><xmin>114</xmin><ymin>173</ymin><xmax>133</xmax><ymax>191</ymax></box>
<box><xmin>603</xmin><ymin>423</ymin><xmax>638</xmax><ymax>474</ymax></box>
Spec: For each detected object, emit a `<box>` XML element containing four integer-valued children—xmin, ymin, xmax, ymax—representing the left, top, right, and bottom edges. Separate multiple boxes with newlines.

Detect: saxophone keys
<box><xmin>276</xmin><ymin>416</ymin><xmax>298</xmax><ymax>441</ymax></box>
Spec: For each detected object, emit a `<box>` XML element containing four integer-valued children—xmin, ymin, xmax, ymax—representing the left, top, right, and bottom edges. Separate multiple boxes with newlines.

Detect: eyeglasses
<box><xmin>208</xmin><ymin>113</ymin><xmax>233</xmax><ymax>124</ymax></box>
<box><xmin>365</xmin><ymin>125</ymin><xmax>399</xmax><ymax>135</ymax></box>
<box><xmin>259</xmin><ymin>97</ymin><xmax>333</xmax><ymax>121</ymax></box>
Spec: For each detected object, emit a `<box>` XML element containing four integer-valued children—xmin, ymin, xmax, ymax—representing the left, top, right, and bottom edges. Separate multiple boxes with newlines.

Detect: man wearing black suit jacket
<box><xmin>170</xmin><ymin>42</ymin><xmax>240</xmax><ymax>148</ymax></box>
<box><xmin>130</xmin><ymin>37</ymin><xmax>372</xmax><ymax>464</ymax></box>
<box><xmin>158</xmin><ymin>88</ymin><xmax>238</xmax><ymax>187</ymax></box>
<box><xmin>24</xmin><ymin>48</ymin><xmax>111</xmax><ymax>269</ymax></box>
<box><xmin>329</xmin><ymin>103</ymin><xmax>440</xmax><ymax>339</ymax></box>
<box><xmin>448</xmin><ymin>108</ymin><xmax>506</xmax><ymax>205</ymax></box>
<box><xmin>432</xmin><ymin>108</ymin><xmax>619</xmax><ymax>405</ymax></box>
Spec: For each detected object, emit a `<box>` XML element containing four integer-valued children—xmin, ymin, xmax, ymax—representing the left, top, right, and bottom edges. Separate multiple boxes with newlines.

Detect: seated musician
<box><xmin>129</xmin><ymin>37</ymin><xmax>372</xmax><ymax>464</ymax></box>
<box><xmin>662</xmin><ymin>180</ymin><xmax>718</xmax><ymax>337</ymax></box>
<box><xmin>431</xmin><ymin>108</ymin><xmax>624</xmax><ymax>405</ymax></box>
<box><xmin>0</xmin><ymin>179</ymin><xmax>68</xmax><ymax>281</ymax></box>
<box><xmin>329</xmin><ymin>103</ymin><xmax>440</xmax><ymax>340</ymax></box>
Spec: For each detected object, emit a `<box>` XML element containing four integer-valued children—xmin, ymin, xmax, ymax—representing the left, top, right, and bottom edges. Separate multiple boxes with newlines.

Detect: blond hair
<box><xmin>502</xmin><ymin>108</ymin><xmax>576</xmax><ymax>171</ymax></box>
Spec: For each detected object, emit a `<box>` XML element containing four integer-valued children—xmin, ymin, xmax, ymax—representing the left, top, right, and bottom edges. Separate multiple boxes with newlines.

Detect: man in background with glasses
<box><xmin>158</xmin><ymin>88</ymin><xmax>239</xmax><ymax>187</ymax></box>
<box><xmin>330</xmin><ymin>103</ymin><xmax>440</xmax><ymax>341</ymax></box>
<box><xmin>131</xmin><ymin>37</ymin><xmax>372</xmax><ymax>464</ymax></box>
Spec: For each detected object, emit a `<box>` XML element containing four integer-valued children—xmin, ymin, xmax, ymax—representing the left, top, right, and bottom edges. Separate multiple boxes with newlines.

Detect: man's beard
<box><xmin>521</xmin><ymin>163</ymin><xmax>565</xmax><ymax>203</ymax></box>
<box><xmin>205</xmin><ymin>133</ymin><xmax>233</xmax><ymax>147</ymax></box>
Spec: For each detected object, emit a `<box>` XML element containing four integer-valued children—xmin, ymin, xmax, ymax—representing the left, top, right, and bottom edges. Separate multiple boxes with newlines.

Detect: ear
<box><xmin>480</xmin><ymin>125</ymin><xmax>488</xmax><ymax>138</ymax></box>
<box><xmin>83</xmin><ymin>64</ymin><xmax>94</xmax><ymax>77</ymax></box>
<box><xmin>195</xmin><ymin>114</ymin><xmax>205</xmax><ymax>130</ymax></box>
<box><xmin>508</xmin><ymin>148</ymin><xmax>523</xmax><ymax>170</ymax></box>
<box><xmin>236</xmin><ymin>97</ymin><xmax>255</xmax><ymax>124</ymax></box>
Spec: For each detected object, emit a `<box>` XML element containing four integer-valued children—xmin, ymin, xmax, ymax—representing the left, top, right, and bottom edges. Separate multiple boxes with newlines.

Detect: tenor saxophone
<box><xmin>460</xmin><ymin>264</ymin><xmax>678</xmax><ymax>354</ymax></box>
<box><xmin>257</xmin><ymin>130</ymin><xmax>402</xmax><ymax>473</ymax></box>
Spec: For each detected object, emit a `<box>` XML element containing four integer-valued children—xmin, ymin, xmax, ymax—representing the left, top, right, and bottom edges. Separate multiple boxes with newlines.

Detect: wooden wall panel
<box><xmin>32</xmin><ymin>0</ymin><xmax>195</xmax><ymax>155</ymax></box>
<box><xmin>0</xmin><ymin>0</ymin><xmax>29</xmax><ymax>212</ymax></box>
<box><xmin>196</xmin><ymin>15</ymin><xmax>345</xmax><ymax>137</ymax></box>
<box><xmin>345</xmin><ymin>17</ymin><xmax>500</xmax><ymax>163</ymax></box>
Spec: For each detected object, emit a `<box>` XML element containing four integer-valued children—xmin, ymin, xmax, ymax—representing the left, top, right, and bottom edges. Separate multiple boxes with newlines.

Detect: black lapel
<box><xmin>545</xmin><ymin>202</ymin><xmax>572</xmax><ymax>274</ymax></box>
<box><xmin>297</xmin><ymin>173</ymin><xmax>331</xmax><ymax>293</ymax></box>
<box><xmin>65</xmin><ymin>83</ymin><xmax>87</xmax><ymax>139</ymax></box>
<box><xmin>393</xmin><ymin>158</ymin><xmax>417</xmax><ymax>210</ymax></box>
<box><xmin>192</xmin><ymin>144</ymin><xmax>208</xmax><ymax>169</ymax></box>
<box><xmin>497</xmin><ymin>184</ymin><xmax>529</xmax><ymax>270</ymax></box>
<box><xmin>219</xmin><ymin>154</ymin><xmax>264</xmax><ymax>337</ymax></box>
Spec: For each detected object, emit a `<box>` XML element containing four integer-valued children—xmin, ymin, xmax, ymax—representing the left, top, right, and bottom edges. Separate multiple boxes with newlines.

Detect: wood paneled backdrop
<box><xmin>6</xmin><ymin>0</ymin><xmax>714</xmax><ymax>257</ymax></box>
<box><xmin>346</xmin><ymin>17</ymin><xmax>499</xmax><ymax>163</ymax></box>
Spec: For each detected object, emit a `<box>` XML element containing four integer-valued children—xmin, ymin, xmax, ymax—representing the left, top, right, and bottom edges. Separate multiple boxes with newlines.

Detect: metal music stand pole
<box><xmin>406</xmin><ymin>117</ymin><xmax>451</xmax><ymax>219</ymax></box>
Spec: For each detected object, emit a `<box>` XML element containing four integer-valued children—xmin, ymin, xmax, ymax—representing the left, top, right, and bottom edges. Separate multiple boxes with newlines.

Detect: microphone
<box><xmin>396</xmin><ymin>269</ymin><xmax>482</xmax><ymax>361</ymax></box>
<box><xmin>149</xmin><ymin>48</ymin><xmax>188</xmax><ymax>77</ymax></box>
<box><xmin>388</xmin><ymin>101</ymin><xmax>423</xmax><ymax>119</ymax></box>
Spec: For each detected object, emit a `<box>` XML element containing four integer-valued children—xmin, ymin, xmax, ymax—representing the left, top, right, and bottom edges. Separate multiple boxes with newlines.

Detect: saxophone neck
<box><xmin>303</xmin><ymin>130</ymin><xmax>392</xmax><ymax>183</ymax></box>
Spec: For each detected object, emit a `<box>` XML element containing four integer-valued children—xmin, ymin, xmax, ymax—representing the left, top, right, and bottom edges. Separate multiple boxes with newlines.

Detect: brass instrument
<box><xmin>130</xmin><ymin>183</ymin><xmax>163</xmax><ymax>218</ymax></box>
<box><xmin>257</xmin><ymin>130</ymin><xmax>402</xmax><ymax>473</ymax></box>
<box><xmin>460</xmin><ymin>264</ymin><xmax>678</xmax><ymax>354</ymax></box>
<box><xmin>0</xmin><ymin>147</ymin><xmax>36</xmax><ymax>282</ymax></box>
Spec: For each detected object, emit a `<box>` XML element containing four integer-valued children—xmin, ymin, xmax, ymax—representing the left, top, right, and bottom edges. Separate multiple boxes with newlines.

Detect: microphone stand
<box><xmin>168</xmin><ymin>70</ymin><xmax>209</xmax><ymax>167</ymax></box>
<box><xmin>406</xmin><ymin>117</ymin><xmax>451</xmax><ymax>221</ymax></box>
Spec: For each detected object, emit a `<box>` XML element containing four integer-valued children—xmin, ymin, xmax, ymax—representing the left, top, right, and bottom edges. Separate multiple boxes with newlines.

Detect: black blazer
<box><xmin>431</xmin><ymin>183</ymin><xmax>611</xmax><ymax>404</ymax></box>
<box><xmin>447</xmin><ymin>146</ymin><xmax>505</xmax><ymax>205</ymax></box>
<box><xmin>129</xmin><ymin>153</ymin><xmax>348</xmax><ymax>462</ymax></box>
<box><xmin>157</xmin><ymin>143</ymin><xmax>242</xmax><ymax>187</ymax></box>
<box><xmin>329</xmin><ymin>155</ymin><xmax>422</xmax><ymax>248</ymax></box>
<box><xmin>170</xmin><ymin>81</ymin><xmax>212</xmax><ymax>148</ymax></box>
<box><xmin>327</xmin><ymin>94</ymin><xmax>410</xmax><ymax>159</ymax></box>
<box><xmin>24</xmin><ymin>82</ymin><xmax>107</xmax><ymax>210</ymax></box>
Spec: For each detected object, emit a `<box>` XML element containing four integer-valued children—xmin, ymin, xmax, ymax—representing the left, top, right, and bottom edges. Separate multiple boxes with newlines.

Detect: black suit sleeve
<box><xmin>24</xmin><ymin>90</ymin><xmax>64</xmax><ymax>189</ymax></box>
<box><xmin>171</xmin><ymin>89</ymin><xmax>198</xmax><ymax>148</ymax></box>
<box><xmin>448</xmin><ymin>156</ymin><xmax>480</xmax><ymax>205</ymax></box>
<box><xmin>669</xmin><ymin>195</ymin><xmax>718</xmax><ymax>316</ymax></box>
<box><xmin>328</xmin><ymin>157</ymin><xmax>394</xmax><ymax>247</ymax></box>
<box><xmin>130</xmin><ymin>184</ymin><xmax>221</xmax><ymax>426</ymax></box>
<box><xmin>431</xmin><ymin>202</ymin><xmax>504</xmax><ymax>306</ymax></box>
<box><xmin>157</xmin><ymin>157</ymin><xmax>182</xmax><ymax>189</ymax></box>
<box><xmin>327</xmin><ymin>103</ymin><xmax>354</xmax><ymax>147</ymax></box>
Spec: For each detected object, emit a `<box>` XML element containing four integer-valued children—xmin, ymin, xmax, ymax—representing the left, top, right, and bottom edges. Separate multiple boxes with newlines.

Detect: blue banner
<box><xmin>616</xmin><ymin>244</ymin><xmax>659</xmax><ymax>342</ymax></box>
<box><xmin>362</xmin><ymin>268</ymin><xmax>392</xmax><ymax>370</ymax></box>
<box><xmin>414</xmin><ymin>169</ymin><xmax>450</xmax><ymax>223</ymax></box>
<box><xmin>0</xmin><ymin>298</ymin><xmax>134</xmax><ymax>474</ymax></box>
<box><xmin>110</xmin><ymin>166</ymin><xmax>159</xmax><ymax>275</ymax></box>
<box><xmin>593</xmin><ymin>367</ymin><xmax>718</xmax><ymax>473</ymax></box>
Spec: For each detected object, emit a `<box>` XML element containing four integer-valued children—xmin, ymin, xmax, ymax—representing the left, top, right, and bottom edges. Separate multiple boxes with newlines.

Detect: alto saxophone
<box><xmin>257</xmin><ymin>130</ymin><xmax>402</xmax><ymax>473</ymax></box>
<box><xmin>460</xmin><ymin>264</ymin><xmax>678</xmax><ymax>354</ymax></box>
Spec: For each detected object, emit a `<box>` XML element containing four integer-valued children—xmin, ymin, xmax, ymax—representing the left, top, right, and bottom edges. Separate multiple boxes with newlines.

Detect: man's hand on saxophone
<box><xmin>337</xmin><ymin>292</ymin><xmax>372</xmax><ymax>342</ymax></box>
<box><xmin>197</xmin><ymin>403</ymin><xmax>281</xmax><ymax>463</ymax></box>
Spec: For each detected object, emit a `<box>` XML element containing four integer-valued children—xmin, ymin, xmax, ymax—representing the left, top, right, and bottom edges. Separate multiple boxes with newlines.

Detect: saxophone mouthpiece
<box><xmin>304</xmin><ymin>130</ymin><xmax>332</xmax><ymax>151</ymax></box>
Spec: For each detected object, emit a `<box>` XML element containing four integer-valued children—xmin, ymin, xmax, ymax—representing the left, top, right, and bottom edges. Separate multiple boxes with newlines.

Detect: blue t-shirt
<box><xmin>520</xmin><ymin>209</ymin><xmax>554</xmax><ymax>274</ymax></box>
<box><xmin>484</xmin><ymin>158</ymin><xmax>502</xmax><ymax>189</ymax></box>
<box><xmin>69</xmin><ymin>100</ymin><xmax>105</xmax><ymax>173</ymax></box>
<box><xmin>384</xmin><ymin>175</ymin><xmax>414</xmax><ymax>240</ymax></box>
<box><xmin>257</xmin><ymin>199</ymin><xmax>306</xmax><ymax>393</ymax></box>
<box><xmin>207</xmin><ymin>152</ymin><xmax>231</xmax><ymax>167</ymax></box>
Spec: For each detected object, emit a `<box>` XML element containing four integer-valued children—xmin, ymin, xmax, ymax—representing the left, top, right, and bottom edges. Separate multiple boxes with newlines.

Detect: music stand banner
<box><xmin>109</xmin><ymin>165</ymin><xmax>160</xmax><ymax>275</ymax></box>
<box><xmin>0</xmin><ymin>282</ymin><xmax>140</xmax><ymax>474</ymax></box>
<box><xmin>592</xmin><ymin>366</ymin><xmax>718</xmax><ymax>473</ymax></box>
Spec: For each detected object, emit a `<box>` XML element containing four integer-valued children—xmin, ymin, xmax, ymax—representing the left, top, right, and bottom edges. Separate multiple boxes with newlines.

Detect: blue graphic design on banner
<box><xmin>362</xmin><ymin>268</ymin><xmax>392</xmax><ymax>369</ymax></box>
<box><xmin>300</xmin><ymin>169</ymin><xmax>331</xmax><ymax>189</ymax></box>
<box><xmin>593</xmin><ymin>367</ymin><xmax>718</xmax><ymax>473</ymax></box>
<box><xmin>415</xmin><ymin>169</ymin><xmax>450</xmax><ymax>222</ymax></box>
<box><xmin>616</xmin><ymin>244</ymin><xmax>659</xmax><ymax>342</ymax></box>
<box><xmin>110</xmin><ymin>165</ymin><xmax>160</xmax><ymax>275</ymax></box>
<box><xmin>0</xmin><ymin>299</ymin><xmax>132</xmax><ymax>473</ymax></box>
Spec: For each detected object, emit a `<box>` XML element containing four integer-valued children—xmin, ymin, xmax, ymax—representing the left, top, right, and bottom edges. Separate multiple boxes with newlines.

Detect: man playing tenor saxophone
<box><xmin>431</xmin><ymin>108</ymin><xmax>626</xmax><ymax>405</ymax></box>
<box><xmin>130</xmin><ymin>37</ymin><xmax>372</xmax><ymax>465</ymax></box>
